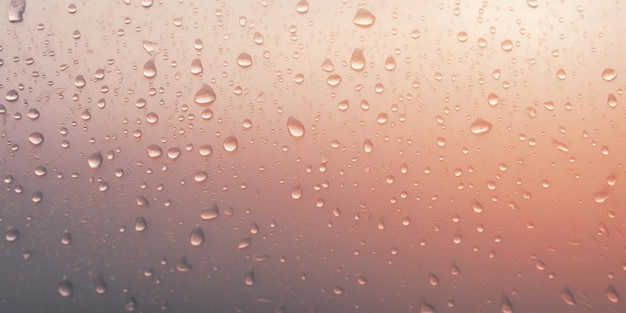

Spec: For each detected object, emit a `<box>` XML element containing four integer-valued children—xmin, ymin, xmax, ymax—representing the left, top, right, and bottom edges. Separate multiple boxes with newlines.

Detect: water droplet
<box><xmin>337</xmin><ymin>99</ymin><xmax>349</xmax><ymax>111</ymax></box>
<box><xmin>606</xmin><ymin>284</ymin><xmax>620</xmax><ymax>303</ymax></box>
<box><xmin>166</xmin><ymin>147</ymin><xmax>180</xmax><ymax>160</ymax></box>
<box><xmin>194</xmin><ymin>171</ymin><xmax>208</xmax><ymax>182</ymax></box>
<box><xmin>327</xmin><ymin>74</ymin><xmax>342</xmax><ymax>87</ymax></box>
<box><xmin>376</xmin><ymin>113</ymin><xmax>388</xmax><ymax>124</ymax></box>
<box><xmin>296</xmin><ymin>0</ymin><xmax>309</xmax><ymax>14</ymax></box>
<box><xmin>287</xmin><ymin>117</ymin><xmax>305</xmax><ymax>138</ymax></box>
<box><xmin>419</xmin><ymin>301</ymin><xmax>436</xmax><ymax>313</ymax></box>
<box><xmin>527</xmin><ymin>0</ymin><xmax>538</xmax><ymax>8</ymax></box>
<box><xmin>189</xmin><ymin>226</ymin><xmax>204</xmax><ymax>247</ymax></box>
<box><xmin>134</xmin><ymin>216</ymin><xmax>147</xmax><ymax>232</ymax></box>
<box><xmin>607</xmin><ymin>93</ymin><xmax>618</xmax><ymax>108</ymax></box>
<box><xmin>377</xmin><ymin>218</ymin><xmax>385</xmax><ymax>230</ymax></box>
<box><xmin>223</xmin><ymin>136</ymin><xmax>238</xmax><ymax>152</ymax></box>
<box><xmin>291</xmin><ymin>185</ymin><xmax>303</xmax><ymax>200</ymax></box>
<box><xmin>452</xmin><ymin>233</ymin><xmax>463</xmax><ymax>244</ymax></box>
<box><xmin>561</xmin><ymin>287</ymin><xmax>576</xmax><ymax>306</ymax></box>
<box><xmin>28</xmin><ymin>132</ymin><xmax>44</xmax><ymax>146</ymax></box>
<box><xmin>321</xmin><ymin>58</ymin><xmax>334</xmax><ymax>72</ymax></box>
<box><xmin>237</xmin><ymin>237</ymin><xmax>252</xmax><ymax>249</ymax></box>
<box><xmin>146</xmin><ymin>144</ymin><xmax>162</xmax><ymax>158</ymax></box>
<box><xmin>501</xmin><ymin>39</ymin><xmax>513</xmax><ymax>51</ymax></box>
<box><xmin>436</xmin><ymin>137</ymin><xmax>446</xmax><ymax>147</ymax></box>
<box><xmin>593</xmin><ymin>189</ymin><xmax>610</xmax><ymax>203</ymax></box>
<box><xmin>143</xmin><ymin>59</ymin><xmax>156</xmax><ymax>78</ymax></box>
<box><xmin>88</xmin><ymin>151</ymin><xmax>103</xmax><ymax>169</ymax></box>
<box><xmin>602</xmin><ymin>68</ymin><xmax>617</xmax><ymax>81</ymax></box>
<box><xmin>552</xmin><ymin>139</ymin><xmax>569</xmax><ymax>152</ymax></box>
<box><xmin>470</xmin><ymin>118</ymin><xmax>493</xmax><ymax>135</ymax></box>
<box><xmin>176</xmin><ymin>256</ymin><xmax>192</xmax><ymax>272</ymax></box>
<box><xmin>57</xmin><ymin>279</ymin><xmax>73</xmax><ymax>297</ymax></box>
<box><xmin>245</xmin><ymin>268</ymin><xmax>255</xmax><ymax>286</ymax></box>
<box><xmin>194</xmin><ymin>84</ymin><xmax>216</xmax><ymax>105</ymax></box>
<box><xmin>556</xmin><ymin>68</ymin><xmax>566</xmax><ymax>80</ymax></box>
<box><xmin>135</xmin><ymin>195</ymin><xmax>149</xmax><ymax>208</ymax></box>
<box><xmin>142</xmin><ymin>40</ymin><xmax>158</xmax><ymax>55</ymax></box>
<box><xmin>8</xmin><ymin>0</ymin><xmax>26</xmax><ymax>22</ymax></box>
<box><xmin>363</xmin><ymin>139</ymin><xmax>374</xmax><ymax>153</ymax></box>
<box><xmin>428</xmin><ymin>273</ymin><xmax>439</xmax><ymax>286</ymax></box>
<box><xmin>74</xmin><ymin>75</ymin><xmax>86</xmax><ymax>88</ymax></box>
<box><xmin>353</xmin><ymin>8</ymin><xmax>376</xmax><ymax>27</ymax></box>
<box><xmin>200</xmin><ymin>205</ymin><xmax>219</xmax><ymax>220</ymax></box>
<box><xmin>94</xmin><ymin>272</ymin><xmax>108</xmax><ymax>295</ymax></box>
<box><xmin>5</xmin><ymin>228</ymin><xmax>19</xmax><ymax>242</ymax></box>
<box><xmin>61</xmin><ymin>230</ymin><xmax>72</xmax><ymax>245</ymax></box>
<box><xmin>190</xmin><ymin>58</ymin><xmax>203</xmax><ymax>75</ymax></box>
<box><xmin>457</xmin><ymin>31</ymin><xmax>468</xmax><ymax>42</ymax></box>
<box><xmin>500</xmin><ymin>296</ymin><xmax>514</xmax><ymax>313</ymax></box>
<box><xmin>384</xmin><ymin>55</ymin><xmax>396</xmax><ymax>71</ymax></box>
<box><xmin>488</xmin><ymin>93</ymin><xmax>500</xmax><ymax>106</ymax></box>
<box><xmin>237</xmin><ymin>53</ymin><xmax>252</xmax><ymax>68</ymax></box>
<box><xmin>350</xmin><ymin>48</ymin><xmax>366</xmax><ymax>71</ymax></box>
<box><xmin>199</xmin><ymin>144</ymin><xmax>213</xmax><ymax>156</ymax></box>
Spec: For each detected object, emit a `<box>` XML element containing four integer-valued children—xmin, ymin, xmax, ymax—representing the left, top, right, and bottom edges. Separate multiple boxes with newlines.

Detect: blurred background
<box><xmin>1</xmin><ymin>0</ymin><xmax>625</xmax><ymax>312</ymax></box>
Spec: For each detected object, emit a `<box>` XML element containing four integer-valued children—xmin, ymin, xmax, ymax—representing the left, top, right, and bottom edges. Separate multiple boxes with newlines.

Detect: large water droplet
<box><xmin>470</xmin><ymin>118</ymin><xmax>493</xmax><ymax>135</ymax></box>
<box><xmin>353</xmin><ymin>8</ymin><xmax>375</xmax><ymax>27</ymax></box>
<box><xmin>143</xmin><ymin>59</ymin><xmax>157</xmax><ymax>78</ymax></box>
<box><xmin>327</xmin><ymin>74</ymin><xmax>342</xmax><ymax>87</ymax></box>
<box><xmin>200</xmin><ymin>205</ymin><xmax>219</xmax><ymax>220</ymax></box>
<box><xmin>501</xmin><ymin>39</ymin><xmax>513</xmax><ymax>51</ymax></box>
<box><xmin>190</xmin><ymin>58</ymin><xmax>203</xmax><ymax>75</ymax></box>
<box><xmin>607</xmin><ymin>93</ymin><xmax>618</xmax><ymax>108</ymax></box>
<box><xmin>606</xmin><ymin>284</ymin><xmax>620</xmax><ymax>303</ymax></box>
<box><xmin>237</xmin><ymin>53</ymin><xmax>252</xmax><ymax>68</ymax></box>
<box><xmin>194</xmin><ymin>171</ymin><xmax>208</xmax><ymax>183</ymax></box>
<box><xmin>384</xmin><ymin>55</ymin><xmax>396</xmax><ymax>71</ymax></box>
<box><xmin>57</xmin><ymin>279</ymin><xmax>73</xmax><ymax>297</ymax></box>
<box><xmin>88</xmin><ymin>151</ymin><xmax>103</xmax><ymax>169</ymax></box>
<box><xmin>146</xmin><ymin>144</ymin><xmax>162</xmax><ymax>158</ymax></box>
<box><xmin>5</xmin><ymin>227</ymin><xmax>19</xmax><ymax>242</ymax></box>
<box><xmin>363</xmin><ymin>139</ymin><xmax>374</xmax><ymax>153</ymax></box>
<box><xmin>8</xmin><ymin>0</ymin><xmax>26</xmax><ymax>22</ymax></box>
<box><xmin>488</xmin><ymin>93</ymin><xmax>500</xmax><ymax>106</ymax></box>
<box><xmin>350</xmin><ymin>48</ymin><xmax>366</xmax><ymax>71</ymax></box>
<box><xmin>28</xmin><ymin>132</ymin><xmax>44</xmax><ymax>146</ymax></box>
<box><xmin>561</xmin><ymin>287</ymin><xmax>576</xmax><ymax>306</ymax></box>
<box><xmin>189</xmin><ymin>226</ymin><xmax>204</xmax><ymax>247</ymax></box>
<box><xmin>602</xmin><ymin>68</ymin><xmax>617</xmax><ymax>81</ymax></box>
<box><xmin>74</xmin><ymin>75</ymin><xmax>86</xmax><ymax>88</ymax></box>
<box><xmin>321</xmin><ymin>58</ymin><xmax>334</xmax><ymax>72</ymax></box>
<box><xmin>593</xmin><ymin>189</ymin><xmax>610</xmax><ymax>203</ymax></box>
<box><xmin>287</xmin><ymin>117</ymin><xmax>305</xmax><ymax>138</ymax></box>
<box><xmin>223</xmin><ymin>136</ymin><xmax>238</xmax><ymax>152</ymax></box>
<box><xmin>134</xmin><ymin>216</ymin><xmax>147</xmax><ymax>232</ymax></box>
<box><xmin>296</xmin><ymin>0</ymin><xmax>309</xmax><ymax>14</ymax></box>
<box><xmin>194</xmin><ymin>84</ymin><xmax>216</xmax><ymax>105</ymax></box>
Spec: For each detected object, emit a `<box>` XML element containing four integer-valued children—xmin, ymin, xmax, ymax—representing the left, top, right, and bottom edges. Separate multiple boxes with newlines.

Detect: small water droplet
<box><xmin>488</xmin><ymin>93</ymin><xmax>500</xmax><ymax>106</ymax></box>
<box><xmin>296</xmin><ymin>0</ymin><xmax>309</xmax><ymax>13</ymax></box>
<box><xmin>146</xmin><ymin>144</ymin><xmax>162</xmax><ymax>158</ymax></box>
<box><xmin>61</xmin><ymin>230</ymin><xmax>72</xmax><ymax>245</ymax></box>
<box><xmin>74</xmin><ymin>75</ymin><xmax>86</xmax><ymax>88</ymax></box>
<box><xmin>561</xmin><ymin>287</ymin><xmax>576</xmax><ymax>306</ymax></box>
<box><xmin>176</xmin><ymin>256</ymin><xmax>192</xmax><ymax>272</ymax></box>
<box><xmin>363</xmin><ymin>139</ymin><xmax>374</xmax><ymax>153</ymax></box>
<box><xmin>321</xmin><ymin>58</ymin><xmax>334</xmax><ymax>72</ymax></box>
<box><xmin>350</xmin><ymin>48</ymin><xmax>366</xmax><ymax>71</ymax></box>
<box><xmin>223</xmin><ymin>136</ymin><xmax>238</xmax><ymax>152</ymax></box>
<box><xmin>500</xmin><ymin>295</ymin><xmax>514</xmax><ymax>313</ymax></box>
<box><xmin>384</xmin><ymin>55</ymin><xmax>396</xmax><ymax>71</ymax></box>
<box><xmin>606</xmin><ymin>283</ymin><xmax>620</xmax><ymax>303</ymax></box>
<box><xmin>593</xmin><ymin>189</ymin><xmax>610</xmax><ymax>203</ymax></box>
<box><xmin>143</xmin><ymin>59</ymin><xmax>157</xmax><ymax>78</ymax></box>
<box><xmin>200</xmin><ymin>205</ymin><xmax>219</xmax><ymax>220</ymax></box>
<box><xmin>190</xmin><ymin>58</ymin><xmax>203</xmax><ymax>75</ymax></box>
<box><xmin>291</xmin><ymin>185</ymin><xmax>303</xmax><ymax>200</ymax></box>
<box><xmin>194</xmin><ymin>171</ymin><xmax>208</xmax><ymax>182</ymax></box>
<box><xmin>552</xmin><ymin>139</ymin><xmax>569</xmax><ymax>152</ymax></box>
<box><xmin>189</xmin><ymin>226</ymin><xmax>204</xmax><ymax>247</ymax></box>
<box><xmin>527</xmin><ymin>0</ymin><xmax>538</xmax><ymax>8</ymax></box>
<box><xmin>602</xmin><ymin>68</ymin><xmax>617</xmax><ymax>81</ymax></box>
<box><xmin>237</xmin><ymin>53</ymin><xmax>252</xmax><ymax>68</ymax></box>
<box><xmin>134</xmin><ymin>216</ymin><xmax>147</xmax><ymax>232</ymax></box>
<box><xmin>88</xmin><ymin>151</ymin><xmax>103</xmax><ymax>169</ymax></box>
<box><xmin>57</xmin><ymin>279</ymin><xmax>73</xmax><ymax>297</ymax></box>
<box><xmin>428</xmin><ymin>273</ymin><xmax>439</xmax><ymax>286</ymax></box>
<box><xmin>327</xmin><ymin>74</ymin><xmax>342</xmax><ymax>87</ymax></box>
<box><xmin>94</xmin><ymin>272</ymin><xmax>108</xmax><ymax>295</ymax></box>
<box><xmin>237</xmin><ymin>237</ymin><xmax>252</xmax><ymax>249</ymax></box>
<box><xmin>607</xmin><ymin>93</ymin><xmax>618</xmax><ymax>108</ymax></box>
<box><xmin>287</xmin><ymin>117</ymin><xmax>305</xmax><ymax>138</ymax></box>
<box><xmin>470</xmin><ymin>118</ymin><xmax>493</xmax><ymax>135</ymax></box>
<box><xmin>194</xmin><ymin>84</ymin><xmax>216</xmax><ymax>105</ymax></box>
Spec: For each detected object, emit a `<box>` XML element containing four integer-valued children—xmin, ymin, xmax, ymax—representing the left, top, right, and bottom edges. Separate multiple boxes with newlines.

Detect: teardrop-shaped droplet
<box><xmin>602</xmin><ymin>68</ymin><xmax>617</xmax><ymax>81</ymax></box>
<box><xmin>223</xmin><ymin>136</ymin><xmax>238</xmax><ymax>152</ymax></box>
<box><xmin>237</xmin><ymin>52</ymin><xmax>252</xmax><ymax>68</ymax></box>
<box><xmin>194</xmin><ymin>84</ymin><xmax>216</xmax><ymax>105</ymax></box>
<box><xmin>176</xmin><ymin>255</ymin><xmax>192</xmax><ymax>272</ymax></box>
<box><xmin>146</xmin><ymin>144</ymin><xmax>162</xmax><ymax>158</ymax></box>
<box><xmin>200</xmin><ymin>205</ymin><xmax>219</xmax><ymax>220</ymax></box>
<box><xmin>321</xmin><ymin>58</ymin><xmax>334</xmax><ymax>72</ymax></box>
<box><xmin>419</xmin><ymin>301</ymin><xmax>436</xmax><ymax>313</ymax></box>
<box><xmin>74</xmin><ymin>75</ymin><xmax>86</xmax><ymax>88</ymax></box>
<box><xmin>28</xmin><ymin>132</ymin><xmax>44</xmax><ymax>146</ymax></box>
<box><xmin>384</xmin><ymin>55</ymin><xmax>396</xmax><ymax>71</ymax></box>
<box><xmin>353</xmin><ymin>8</ymin><xmax>376</xmax><ymax>27</ymax></box>
<box><xmin>57</xmin><ymin>279</ymin><xmax>73</xmax><ymax>297</ymax></box>
<box><xmin>142</xmin><ymin>40</ymin><xmax>159</xmax><ymax>55</ymax></box>
<box><xmin>287</xmin><ymin>117</ymin><xmax>305</xmax><ymax>139</ymax></box>
<box><xmin>500</xmin><ymin>295</ymin><xmax>514</xmax><ymax>313</ymax></box>
<box><xmin>88</xmin><ymin>151</ymin><xmax>103</xmax><ymax>169</ymax></box>
<box><xmin>189</xmin><ymin>226</ymin><xmax>204</xmax><ymax>247</ymax></box>
<box><xmin>561</xmin><ymin>287</ymin><xmax>577</xmax><ymax>306</ymax></box>
<box><xmin>143</xmin><ymin>59</ymin><xmax>157</xmax><ymax>78</ymax></box>
<box><xmin>291</xmin><ymin>185</ymin><xmax>302</xmax><ymax>200</ymax></box>
<box><xmin>470</xmin><ymin>118</ymin><xmax>493</xmax><ymax>135</ymax></box>
<box><xmin>190</xmin><ymin>58</ymin><xmax>203</xmax><ymax>75</ymax></box>
<box><xmin>327</xmin><ymin>74</ymin><xmax>342</xmax><ymax>87</ymax></box>
<box><xmin>350</xmin><ymin>48</ymin><xmax>366</xmax><ymax>71</ymax></box>
<box><xmin>471</xmin><ymin>200</ymin><xmax>483</xmax><ymax>213</ymax></box>
<box><xmin>134</xmin><ymin>216</ymin><xmax>147</xmax><ymax>232</ymax></box>
<box><xmin>428</xmin><ymin>273</ymin><xmax>439</xmax><ymax>286</ymax></box>
<box><xmin>5</xmin><ymin>227</ymin><xmax>19</xmax><ymax>242</ymax></box>
<box><xmin>237</xmin><ymin>237</ymin><xmax>252</xmax><ymax>249</ymax></box>
<box><xmin>607</xmin><ymin>93</ymin><xmax>618</xmax><ymax>108</ymax></box>
<box><xmin>606</xmin><ymin>284</ymin><xmax>620</xmax><ymax>303</ymax></box>
<box><xmin>61</xmin><ymin>230</ymin><xmax>72</xmax><ymax>245</ymax></box>
<box><xmin>94</xmin><ymin>272</ymin><xmax>108</xmax><ymax>295</ymax></box>
<box><xmin>8</xmin><ymin>0</ymin><xmax>26</xmax><ymax>22</ymax></box>
<box><xmin>363</xmin><ymin>139</ymin><xmax>374</xmax><ymax>153</ymax></box>
<box><xmin>135</xmin><ymin>195</ymin><xmax>149</xmax><ymax>208</ymax></box>
<box><xmin>244</xmin><ymin>268</ymin><xmax>255</xmax><ymax>286</ymax></box>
